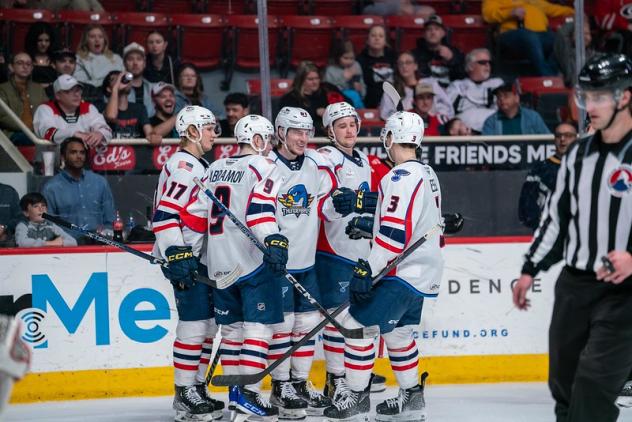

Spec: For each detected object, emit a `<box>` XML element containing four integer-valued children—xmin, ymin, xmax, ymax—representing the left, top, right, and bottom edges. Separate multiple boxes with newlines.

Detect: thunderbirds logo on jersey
<box><xmin>607</xmin><ymin>165</ymin><xmax>632</xmax><ymax>197</ymax></box>
<box><xmin>391</xmin><ymin>169</ymin><xmax>411</xmax><ymax>182</ymax></box>
<box><xmin>278</xmin><ymin>184</ymin><xmax>314</xmax><ymax>218</ymax></box>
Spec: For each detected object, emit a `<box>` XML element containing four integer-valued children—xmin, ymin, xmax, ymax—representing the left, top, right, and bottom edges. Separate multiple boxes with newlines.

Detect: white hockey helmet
<box><xmin>234</xmin><ymin>114</ymin><xmax>275</xmax><ymax>152</ymax></box>
<box><xmin>175</xmin><ymin>105</ymin><xmax>221</xmax><ymax>139</ymax></box>
<box><xmin>322</xmin><ymin>102</ymin><xmax>361</xmax><ymax>134</ymax></box>
<box><xmin>274</xmin><ymin>106</ymin><xmax>314</xmax><ymax>143</ymax></box>
<box><xmin>380</xmin><ymin>111</ymin><xmax>424</xmax><ymax>147</ymax></box>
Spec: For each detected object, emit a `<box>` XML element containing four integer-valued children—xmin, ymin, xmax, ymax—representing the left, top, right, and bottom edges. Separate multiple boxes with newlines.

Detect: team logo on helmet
<box><xmin>278</xmin><ymin>184</ymin><xmax>314</xmax><ymax>218</ymax></box>
<box><xmin>607</xmin><ymin>165</ymin><xmax>632</xmax><ymax>197</ymax></box>
<box><xmin>391</xmin><ymin>169</ymin><xmax>411</xmax><ymax>182</ymax></box>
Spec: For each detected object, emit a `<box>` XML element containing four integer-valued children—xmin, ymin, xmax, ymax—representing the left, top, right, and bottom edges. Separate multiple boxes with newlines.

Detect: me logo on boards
<box><xmin>4</xmin><ymin>272</ymin><xmax>171</xmax><ymax>349</ymax></box>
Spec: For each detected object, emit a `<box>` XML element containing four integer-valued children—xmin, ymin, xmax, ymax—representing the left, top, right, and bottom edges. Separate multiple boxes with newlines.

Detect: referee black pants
<box><xmin>549</xmin><ymin>267</ymin><xmax>632</xmax><ymax>422</ymax></box>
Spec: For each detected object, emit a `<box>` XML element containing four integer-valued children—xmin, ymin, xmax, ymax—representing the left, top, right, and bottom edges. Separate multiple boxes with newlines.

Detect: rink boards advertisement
<box><xmin>0</xmin><ymin>238</ymin><xmax>562</xmax><ymax>402</ymax></box>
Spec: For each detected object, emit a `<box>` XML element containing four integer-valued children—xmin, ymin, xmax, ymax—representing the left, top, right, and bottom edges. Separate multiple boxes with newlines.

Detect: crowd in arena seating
<box><xmin>0</xmin><ymin>0</ymin><xmax>629</xmax><ymax>247</ymax></box>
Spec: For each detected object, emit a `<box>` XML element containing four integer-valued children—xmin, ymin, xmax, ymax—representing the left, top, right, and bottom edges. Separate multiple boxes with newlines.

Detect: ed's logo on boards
<box><xmin>9</xmin><ymin>272</ymin><xmax>171</xmax><ymax>349</ymax></box>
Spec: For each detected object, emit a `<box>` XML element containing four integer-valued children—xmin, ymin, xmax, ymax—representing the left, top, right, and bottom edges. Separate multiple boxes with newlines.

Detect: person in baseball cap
<box><xmin>122</xmin><ymin>42</ymin><xmax>155</xmax><ymax>117</ymax></box>
<box><xmin>150</xmin><ymin>81</ymin><xmax>178</xmax><ymax>138</ymax></box>
<box><xmin>412</xmin><ymin>81</ymin><xmax>442</xmax><ymax>135</ymax></box>
<box><xmin>53</xmin><ymin>74</ymin><xmax>82</xmax><ymax>94</ymax></box>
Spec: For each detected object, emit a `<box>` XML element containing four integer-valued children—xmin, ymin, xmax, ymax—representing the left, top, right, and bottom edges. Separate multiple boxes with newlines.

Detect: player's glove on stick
<box><xmin>345</xmin><ymin>216</ymin><xmax>374</xmax><ymax>240</ymax></box>
<box><xmin>332</xmin><ymin>188</ymin><xmax>378</xmax><ymax>216</ymax></box>
<box><xmin>443</xmin><ymin>212</ymin><xmax>464</xmax><ymax>234</ymax></box>
<box><xmin>263</xmin><ymin>233</ymin><xmax>289</xmax><ymax>275</ymax></box>
<box><xmin>162</xmin><ymin>245</ymin><xmax>198</xmax><ymax>290</ymax></box>
<box><xmin>349</xmin><ymin>259</ymin><xmax>373</xmax><ymax>303</ymax></box>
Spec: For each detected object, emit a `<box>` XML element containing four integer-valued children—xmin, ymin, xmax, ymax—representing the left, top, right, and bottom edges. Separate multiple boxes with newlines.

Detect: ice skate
<box><xmin>173</xmin><ymin>385</ymin><xmax>217</xmax><ymax>422</ymax></box>
<box><xmin>371</xmin><ymin>373</ymin><xmax>387</xmax><ymax>393</ymax></box>
<box><xmin>229</xmin><ymin>385</ymin><xmax>239</xmax><ymax>411</ymax></box>
<box><xmin>323</xmin><ymin>372</ymin><xmax>347</xmax><ymax>401</ymax></box>
<box><xmin>229</xmin><ymin>386</ymin><xmax>279</xmax><ymax>421</ymax></box>
<box><xmin>194</xmin><ymin>383</ymin><xmax>225</xmax><ymax>419</ymax></box>
<box><xmin>269</xmin><ymin>379</ymin><xmax>307</xmax><ymax>420</ymax></box>
<box><xmin>375</xmin><ymin>372</ymin><xmax>428</xmax><ymax>422</ymax></box>
<box><xmin>323</xmin><ymin>382</ymin><xmax>370</xmax><ymax>422</ymax></box>
<box><xmin>292</xmin><ymin>378</ymin><xmax>332</xmax><ymax>415</ymax></box>
<box><xmin>617</xmin><ymin>381</ymin><xmax>632</xmax><ymax>408</ymax></box>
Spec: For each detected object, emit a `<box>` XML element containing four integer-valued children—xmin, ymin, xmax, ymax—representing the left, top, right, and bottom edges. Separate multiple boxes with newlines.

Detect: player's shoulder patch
<box><xmin>390</xmin><ymin>168</ymin><xmax>411</xmax><ymax>182</ymax></box>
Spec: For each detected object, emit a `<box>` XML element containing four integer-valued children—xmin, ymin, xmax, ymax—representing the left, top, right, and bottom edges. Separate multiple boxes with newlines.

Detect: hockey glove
<box><xmin>263</xmin><ymin>233</ymin><xmax>289</xmax><ymax>275</ymax></box>
<box><xmin>349</xmin><ymin>259</ymin><xmax>373</xmax><ymax>304</ymax></box>
<box><xmin>345</xmin><ymin>216</ymin><xmax>374</xmax><ymax>240</ymax></box>
<box><xmin>162</xmin><ymin>245</ymin><xmax>198</xmax><ymax>290</ymax></box>
<box><xmin>442</xmin><ymin>213</ymin><xmax>464</xmax><ymax>235</ymax></box>
<box><xmin>332</xmin><ymin>188</ymin><xmax>379</xmax><ymax>216</ymax></box>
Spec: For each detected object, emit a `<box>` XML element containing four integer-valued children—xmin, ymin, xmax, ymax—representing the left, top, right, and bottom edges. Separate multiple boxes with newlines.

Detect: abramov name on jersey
<box><xmin>208</xmin><ymin>168</ymin><xmax>246</xmax><ymax>184</ymax></box>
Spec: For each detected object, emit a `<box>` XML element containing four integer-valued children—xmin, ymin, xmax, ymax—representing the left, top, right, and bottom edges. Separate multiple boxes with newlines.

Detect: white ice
<box><xmin>5</xmin><ymin>383</ymin><xmax>632</xmax><ymax>421</ymax></box>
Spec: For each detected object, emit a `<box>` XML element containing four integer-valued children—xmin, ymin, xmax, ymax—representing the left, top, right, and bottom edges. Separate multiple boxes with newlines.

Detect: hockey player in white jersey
<box><xmin>181</xmin><ymin>114</ymin><xmax>287</xmax><ymax>421</ymax></box>
<box><xmin>324</xmin><ymin>111</ymin><xmax>445</xmax><ymax>422</ymax></box>
<box><xmin>266</xmin><ymin>106</ymin><xmax>339</xmax><ymax>419</ymax></box>
<box><xmin>152</xmin><ymin>105</ymin><xmax>224</xmax><ymax>422</ymax></box>
<box><xmin>316</xmin><ymin>102</ymin><xmax>385</xmax><ymax>399</ymax></box>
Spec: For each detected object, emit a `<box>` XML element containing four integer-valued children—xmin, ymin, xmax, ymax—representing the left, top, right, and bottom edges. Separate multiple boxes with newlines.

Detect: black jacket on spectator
<box><xmin>0</xmin><ymin>183</ymin><xmax>21</xmax><ymax>246</ymax></box>
<box><xmin>357</xmin><ymin>47</ymin><xmax>397</xmax><ymax>108</ymax></box>
<box><xmin>518</xmin><ymin>154</ymin><xmax>560</xmax><ymax>230</ymax></box>
<box><xmin>108</xmin><ymin>102</ymin><xmax>149</xmax><ymax>138</ymax></box>
<box><xmin>279</xmin><ymin>89</ymin><xmax>329</xmax><ymax>137</ymax></box>
<box><xmin>412</xmin><ymin>39</ymin><xmax>466</xmax><ymax>87</ymax></box>
<box><xmin>219</xmin><ymin>119</ymin><xmax>234</xmax><ymax>138</ymax></box>
<box><xmin>143</xmin><ymin>55</ymin><xmax>180</xmax><ymax>85</ymax></box>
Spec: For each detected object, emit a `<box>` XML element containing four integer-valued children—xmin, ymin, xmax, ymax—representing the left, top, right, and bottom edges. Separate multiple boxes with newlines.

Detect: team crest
<box><xmin>278</xmin><ymin>184</ymin><xmax>314</xmax><ymax>218</ymax></box>
<box><xmin>391</xmin><ymin>169</ymin><xmax>411</xmax><ymax>182</ymax></box>
<box><xmin>338</xmin><ymin>281</ymin><xmax>350</xmax><ymax>293</ymax></box>
<box><xmin>358</xmin><ymin>181</ymin><xmax>370</xmax><ymax>192</ymax></box>
<box><xmin>607</xmin><ymin>164</ymin><xmax>632</xmax><ymax>197</ymax></box>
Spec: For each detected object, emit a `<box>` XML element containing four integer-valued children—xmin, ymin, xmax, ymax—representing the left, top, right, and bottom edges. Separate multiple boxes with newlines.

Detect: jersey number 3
<box><xmin>209</xmin><ymin>186</ymin><xmax>231</xmax><ymax>235</ymax></box>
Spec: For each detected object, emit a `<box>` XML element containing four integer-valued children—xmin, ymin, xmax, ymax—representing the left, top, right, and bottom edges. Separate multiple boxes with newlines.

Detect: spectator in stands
<box><xmin>324</xmin><ymin>40</ymin><xmax>366</xmax><ymax>109</ymax></box>
<box><xmin>45</xmin><ymin>48</ymin><xmax>101</xmax><ymax>104</ymax></box>
<box><xmin>279</xmin><ymin>60</ymin><xmax>330</xmax><ymax>136</ymax></box>
<box><xmin>0</xmin><ymin>183</ymin><xmax>21</xmax><ymax>248</ymax></box>
<box><xmin>0</xmin><ymin>53</ymin><xmax>7</xmax><ymax>85</ymax></box>
<box><xmin>122</xmin><ymin>42</ymin><xmax>155</xmax><ymax>118</ymax></box>
<box><xmin>481</xmin><ymin>81</ymin><xmax>550</xmax><ymax>135</ymax></box>
<box><xmin>174</xmin><ymin>62</ymin><xmax>222</xmax><ymax>118</ymax></box>
<box><xmin>482</xmin><ymin>0</ymin><xmax>573</xmax><ymax>76</ymax></box>
<box><xmin>15</xmin><ymin>192</ymin><xmax>77</xmax><ymax>248</ymax></box>
<box><xmin>42</xmin><ymin>137</ymin><xmax>115</xmax><ymax>242</ymax></box>
<box><xmin>144</xmin><ymin>31</ymin><xmax>179</xmax><ymax>85</ymax></box>
<box><xmin>34</xmin><ymin>74</ymin><xmax>112</xmax><ymax>146</ymax></box>
<box><xmin>219</xmin><ymin>92</ymin><xmax>249</xmax><ymax>138</ymax></box>
<box><xmin>0</xmin><ymin>0</ymin><xmax>103</xmax><ymax>11</ymax></box>
<box><xmin>357</xmin><ymin>24</ymin><xmax>397</xmax><ymax>108</ymax></box>
<box><xmin>446</xmin><ymin>48</ymin><xmax>503</xmax><ymax>133</ymax></box>
<box><xmin>149</xmin><ymin>82</ymin><xmax>178</xmax><ymax>138</ymax></box>
<box><xmin>379</xmin><ymin>51</ymin><xmax>453</xmax><ymax>120</ymax></box>
<box><xmin>0</xmin><ymin>52</ymin><xmax>47</xmax><ymax>145</ymax></box>
<box><xmin>74</xmin><ymin>24</ymin><xmax>124</xmax><ymax>89</ymax></box>
<box><xmin>25</xmin><ymin>22</ymin><xmax>58</xmax><ymax>85</ymax></box>
<box><xmin>554</xmin><ymin>17</ymin><xmax>596</xmax><ymax>87</ymax></box>
<box><xmin>102</xmin><ymin>70</ymin><xmax>161</xmax><ymax>144</ymax></box>
<box><xmin>412</xmin><ymin>14</ymin><xmax>466</xmax><ymax>88</ymax></box>
<box><xmin>363</xmin><ymin>0</ymin><xmax>435</xmax><ymax>19</ymax></box>
<box><xmin>411</xmin><ymin>82</ymin><xmax>444</xmax><ymax>136</ymax></box>
<box><xmin>593</xmin><ymin>0</ymin><xmax>632</xmax><ymax>56</ymax></box>
<box><xmin>444</xmin><ymin>117</ymin><xmax>472</xmax><ymax>136</ymax></box>
<box><xmin>518</xmin><ymin>121</ymin><xmax>577</xmax><ymax>230</ymax></box>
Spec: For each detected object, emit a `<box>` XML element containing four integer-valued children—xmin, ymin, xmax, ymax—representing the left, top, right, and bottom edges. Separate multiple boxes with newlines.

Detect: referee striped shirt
<box><xmin>522</xmin><ymin>130</ymin><xmax>632</xmax><ymax>276</ymax></box>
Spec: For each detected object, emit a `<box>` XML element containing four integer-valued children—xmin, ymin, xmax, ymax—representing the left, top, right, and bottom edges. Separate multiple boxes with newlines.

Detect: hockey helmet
<box><xmin>234</xmin><ymin>114</ymin><xmax>275</xmax><ymax>152</ymax></box>
<box><xmin>380</xmin><ymin>111</ymin><xmax>425</xmax><ymax>151</ymax></box>
<box><xmin>175</xmin><ymin>105</ymin><xmax>221</xmax><ymax>138</ymax></box>
<box><xmin>274</xmin><ymin>106</ymin><xmax>314</xmax><ymax>143</ymax></box>
<box><xmin>322</xmin><ymin>102</ymin><xmax>361</xmax><ymax>134</ymax></box>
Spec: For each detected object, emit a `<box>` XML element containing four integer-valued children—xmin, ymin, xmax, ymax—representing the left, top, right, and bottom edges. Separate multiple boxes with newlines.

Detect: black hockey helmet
<box><xmin>577</xmin><ymin>53</ymin><xmax>632</xmax><ymax>91</ymax></box>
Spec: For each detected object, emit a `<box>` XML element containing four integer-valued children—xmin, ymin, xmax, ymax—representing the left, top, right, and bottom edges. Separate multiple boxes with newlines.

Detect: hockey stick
<box><xmin>211</xmin><ymin>223</ymin><xmax>443</xmax><ymax>386</ymax></box>
<box><xmin>42</xmin><ymin>213</ymin><xmax>241</xmax><ymax>289</ymax></box>
<box><xmin>382</xmin><ymin>81</ymin><xmax>404</xmax><ymax>112</ymax></box>
<box><xmin>204</xmin><ymin>343</ymin><xmax>221</xmax><ymax>387</ymax></box>
<box><xmin>193</xmin><ymin>178</ymin><xmax>379</xmax><ymax>340</ymax></box>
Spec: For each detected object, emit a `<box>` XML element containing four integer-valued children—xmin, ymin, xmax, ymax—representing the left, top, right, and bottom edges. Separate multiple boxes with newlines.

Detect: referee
<box><xmin>513</xmin><ymin>53</ymin><xmax>632</xmax><ymax>422</ymax></box>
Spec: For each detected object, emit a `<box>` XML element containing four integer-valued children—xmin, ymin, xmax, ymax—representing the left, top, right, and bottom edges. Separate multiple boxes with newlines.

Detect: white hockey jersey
<box><xmin>152</xmin><ymin>150</ymin><xmax>209</xmax><ymax>259</ymax></box>
<box><xmin>446</xmin><ymin>77</ymin><xmax>503</xmax><ymax>132</ymax></box>
<box><xmin>180</xmin><ymin>154</ymin><xmax>283</xmax><ymax>279</ymax></box>
<box><xmin>33</xmin><ymin>100</ymin><xmax>112</xmax><ymax>144</ymax></box>
<box><xmin>317</xmin><ymin>146</ymin><xmax>371</xmax><ymax>262</ymax></box>
<box><xmin>369</xmin><ymin>160</ymin><xmax>444</xmax><ymax>296</ymax></box>
<box><xmin>269</xmin><ymin>148</ymin><xmax>339</xmax><ymax>271</ymax></box>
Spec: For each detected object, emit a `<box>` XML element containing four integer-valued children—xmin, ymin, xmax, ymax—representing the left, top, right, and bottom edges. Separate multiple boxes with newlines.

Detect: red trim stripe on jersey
<box><xmin>180</xmin><ymin>210</ymin><xmax>207</xmax><ymax>233</ymax></box>
<box><xmin>375</xmin><ymin>235</ymin><xmax>404</xmax><ymax>253</ymax></box>
<box><xmin>404</xmin><ymin>180</ymin><xmax>424</xmax><ymax>247</ymax></box>
<box><xmin>249</xmin><ymin>164</ymin><xmax>263</xmax><ymax>181</ymax></box>
<box><xmin>251</xmin><ymin>193</ymin><xmax>276</xmax><ymax>203</ymax></box>
<box><xmin>153</xmin><ymin>222</ymin><xmax>180</xmax><ymax>233</ymax></box>
<box><xmin>382</xmin><ymin>216</ymin><xmax>405</xmax><ymax>225</ymax></box>
<box><xmin>158</xmin><ymin>200</ymin><xmax>183</xmax><ymax>212</ymax></box>
<box><xmin>247</xmin><ymin>216</ymin><xmax>276</xmax><ymax>228</ymax></box>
